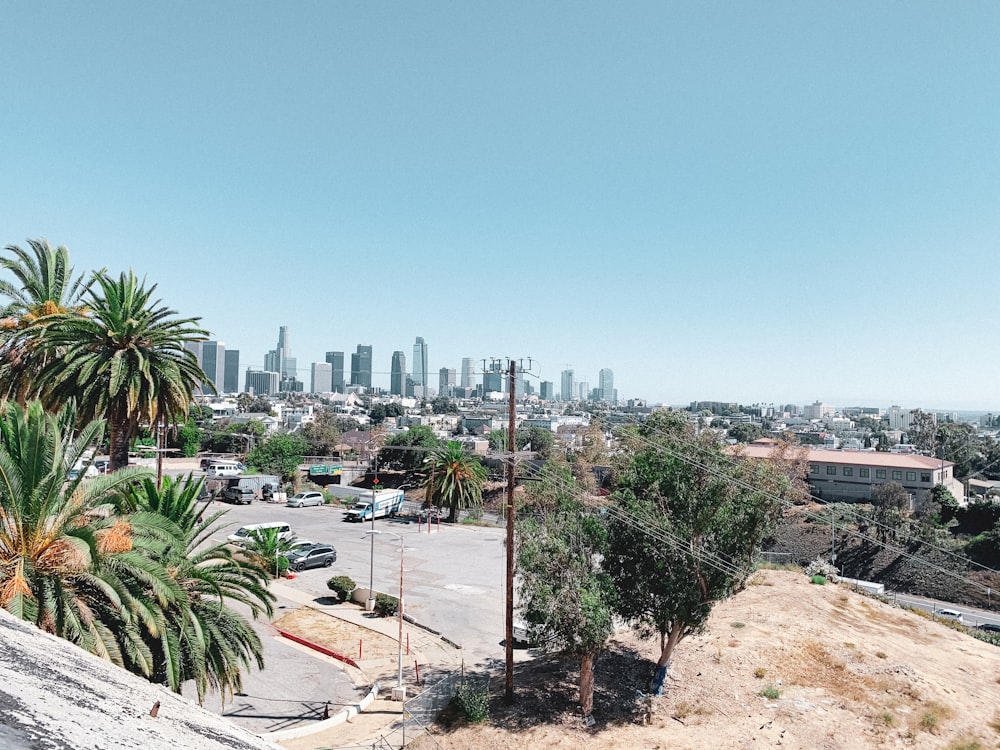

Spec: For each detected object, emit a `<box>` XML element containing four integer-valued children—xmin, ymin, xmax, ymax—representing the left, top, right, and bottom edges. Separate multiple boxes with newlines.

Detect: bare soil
<box><xmin>411</xmin><ymin>570</ymin><xmax>1000</xmax><ymax>750</ymax></box>
<box><xmin>272</xmin><ymin>606</ymin><xmax>399</xmax><ymax>661</ymax></box>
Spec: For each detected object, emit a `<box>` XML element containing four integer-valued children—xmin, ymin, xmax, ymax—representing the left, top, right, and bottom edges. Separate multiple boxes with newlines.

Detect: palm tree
<box><xmin>0</xmin><ymin>239</ymin><xmax>96</xmax><ymax>403</ymax></box>
<box><xmin>423</xmin><ymin>441</ymin><xmax>488</xmax><ymax>523</ymax></box>
<box><xmin>37</xmin><ymin>270</ymin><xmax>209</xmax><ymax>470</ymax></box>
<box><xmin>242</xmin><ymin>526</ymin><xmax>294</xmax><ymax>580</ymax></box>
<box><xmin>0</xmin><ymin>400</ymin><xmax>176</xmax><ymax>676</ymax></box>
<box><xmin>119</xmin><ymin>475</ymin><xmax>273</xmax><ymax>703</ymax></box>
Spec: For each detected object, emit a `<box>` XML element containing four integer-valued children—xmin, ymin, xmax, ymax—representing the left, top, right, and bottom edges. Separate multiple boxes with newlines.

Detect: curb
<box><xmin>275</xmin><ymin>628</ymin><xmax>360</xmax><ymax>669</ymax></box>
<box><xmin>262</xmin><ymin>681</ymin><xmax>381</xmax><ymax>740</ymax></box>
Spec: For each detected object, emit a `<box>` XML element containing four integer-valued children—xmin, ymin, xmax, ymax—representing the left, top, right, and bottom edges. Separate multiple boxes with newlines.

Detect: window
<box><xmin>876</xmin><ymin>469</ymin><xmax>886</xmax><ymax>479</ymax></box>
<box><xmin>843</xmin><ymin>467</ymin><xmax>853</xmax><ymax>477</ymax></box>
<box><xmin>906</xmin><ymin>471</ymin><xmax>916</xmax><ymax>482</ymax></box>
<box><xmin>810</xmin><ymin>464</ymin><xmax>819</xmax><ymax>475</ymax></box>
<box><xmin>860</xmin><ymin>468</ymin><xmax>870</xmax><ymax>478</ymax></box>
<box><xmin>921</xmin><ymin>473</ymin><xmax>931</xmax><ymax>483</ymax></box>
<box><xmin>826</xmin><ymin>466</ymin><xmax>837</xmax><ymax>475</ymax></box>
<box><xmin>892</xmin><ymin>470</ymin><xmax>902</xmax><ymax>480</ymax></box>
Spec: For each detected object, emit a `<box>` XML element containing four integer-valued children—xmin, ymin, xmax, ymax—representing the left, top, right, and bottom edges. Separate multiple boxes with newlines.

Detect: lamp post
<box><xmin>366</xmin><ymin>476</ymin><xmax>380</xmax><ymax>611</ymax></box>
<box><xmin>364</xmin><ymin>529</ymin><xmax>406</xmax><ymax>700</ymax></box>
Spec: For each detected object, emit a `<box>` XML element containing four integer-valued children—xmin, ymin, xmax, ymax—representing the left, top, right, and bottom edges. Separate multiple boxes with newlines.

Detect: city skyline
<box><xmin>5</xmin><ymin>6</ymin><xmax>1000</xmax><ymax>409</ymax></box>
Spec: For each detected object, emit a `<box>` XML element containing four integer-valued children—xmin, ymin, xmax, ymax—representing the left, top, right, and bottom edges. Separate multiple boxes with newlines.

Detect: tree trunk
<box><xmin>650</xmin><ymin>627</ymin><xmax>682</xmax><ymax>696</ymax></box>
<box><xmin>109</xmin><ymin>414</ymin><xmax>135</xmax><ymax>472</ymax></box>
<box><xmin>579</xmin><ymin>652</ymin><xmax>595</xmax><ymax>717</ymax></box>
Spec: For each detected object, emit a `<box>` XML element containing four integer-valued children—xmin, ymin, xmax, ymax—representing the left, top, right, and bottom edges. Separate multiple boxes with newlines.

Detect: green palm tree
<box><xmin>120</xmin><ymin>475</ymin><xmax>273</xmax><ymax>703</ymax></box>
<box><xmin>0</xmin><ymin>400</ymin><xmax>176</xmax><ymax>676</ymax></box>
<box><xmin>424</xmin><ymin>441</ymin><xmax>488</xmax><ymax>523</ymax></box>
<box><xmin>242</xmin><ymin>526</ymin><xmax>294</xmax><ymax>580</ymax></box>
<box><xmin>0</xmin><ymin>239</ymin><xmax>97</xmax><ymax>403</ymax></box>
<box><xmin>37</xmin><ymin>270</ymin><xmax>209</xmax><ymax>470</ymax></box>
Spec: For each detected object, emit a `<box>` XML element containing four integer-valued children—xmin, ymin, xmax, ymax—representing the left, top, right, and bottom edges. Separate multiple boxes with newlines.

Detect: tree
<box><xmin>0</xmin><ymin>239</ymin><xmax>97</xmax><ymax>403</ymax></box>
<box><xmin>516</xmin><ymin>465</ymin><xmax>615</xmax><ymax>716</ymax></box>
<box><xmin>906</xmin><ymin>409</ymin><xmax>937</xmax><ymax>453</ymax></box>
<box><xmin>245</xmin><ymin>433</ymin><xmax>307</xmax><ymax>481</ymax></box>
<box><xmin>0</xmin><ymin>400</ymin><xmax>176</xmax><ymax>678</ymax></box>
<box><xmin>606</xmin><ymin>411</ymin><xmax>786</xmax><ymax>695</ymax></box>
<box><xmin>300</xmin><ymin>408</ymin><xmax>343</xmax><ymax>456</ymax></box>
<box><xmin>727</xmin><ymin>422</ymin><xmax>764</xmax><ymax>444</ymax></box>
<box><xmin>869</xmin><ymin>481</ymin><xmax>911</xmax><ymax>542</ymax></box>
<box><xmin>36</xmin><ymin>271</ymin><xmax>208</xmax><ymax>471</ymax></box>
<box><xmin>118</xmin><ymin>475</ymin><xmax>273</xmax><ymax>702</ymax></box>
<box><xmin>242</xmin><ymin>526</ymin><xmax>294</xmax><ymax>579</ymax></box>
<box><xmin>177</xmin><ymin>418</ymin><xmax>201</xmax><ymax>457</ymax></box>
<box><xmin>378</xmin><ymin>425</ymin><xmax>441</xmax><ymax>471</ymax></box>
<box><xmin>423</xmin><ymin>441</ymin><xmax>488</xmax><ymax>522</ymax></box>
<box><xmin>487</xmin><ymin>426</ymin><xmax>555</xmax><ymax>459</ymax></box>
<box><xmin>431</xmin><ymin>397</ymin><xmax>459</xmax><ymax>414</ymax></box>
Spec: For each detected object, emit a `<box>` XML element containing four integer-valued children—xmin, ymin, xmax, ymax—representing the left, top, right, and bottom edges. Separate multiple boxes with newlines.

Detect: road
<box><xmin>886</xmin><ymin>590</ymin><xmax>1000</xmax><ymax>630</ymax></box>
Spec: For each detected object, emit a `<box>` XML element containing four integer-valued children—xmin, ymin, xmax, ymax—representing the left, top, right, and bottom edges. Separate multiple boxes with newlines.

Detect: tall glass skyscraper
<box><xmin>326</xmin><ymin>351</ymin><xmax>345</xmax><ymax>392</ymax></box>
<box><xmin>412</xmin><ymin>336</ymin><xmax>428</xmax><ymax>391</ymax></box>
<box><xmin>390</xmin><ymin>351</ymin><xmax>406</xmax><ymax>395</ymax></box>
<box><xmin>351</xmin><ymin>345</ymin><xmax>372</xmax><ymax>388</ymax></box>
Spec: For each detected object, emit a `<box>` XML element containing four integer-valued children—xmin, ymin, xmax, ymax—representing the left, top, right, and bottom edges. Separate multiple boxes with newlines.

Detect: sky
<box><xmin>3</xmin><ymin>3</ymin><xmax>1000</xmax><ymax>410</ymax></box>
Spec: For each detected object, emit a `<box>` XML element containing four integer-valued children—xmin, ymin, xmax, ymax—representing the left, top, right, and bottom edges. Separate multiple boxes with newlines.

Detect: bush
<box><xmin>760</xmin><ymin>684</ymin><xmax>781</xmax><ymax>700</ymax></box>
<box><xmin>374</xmin><ymin>592</ymin><xmax>399</xmax><ymax>618</ymax></box>
<box><xmin>811</xmin><ymin>575</ymin><xmax>827</xmax><ymax>585</ymax></box>
<box><xmin>326</xmin><ymin>575</ymin><xmax>356</xmax><ymax>603</ymax></box>
<box><xmin>454</xmin><ymin>680</ymin><xmax>490</xmax><ymax>723</ymax></box>
<box><xmin>804</xmin><ymin>557</ymin><xmax>839</xmax><ymax>583</ymax></box>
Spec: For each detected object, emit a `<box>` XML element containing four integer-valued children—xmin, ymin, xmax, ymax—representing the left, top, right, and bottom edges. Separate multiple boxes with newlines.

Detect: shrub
<box><xmin>760</xmin><ymin>684</ymin><xmax>781</xmax><ymax>700</ymax></box>
<box><xmin>454</xmin><ymin>680</ymin><xmax>490</xmax><ymax>723</ymax></box>
<box><xmin>374</xmin><ymin>592</ymin><xmax>399</xmax><ymax>618</ymax></box>
<box><xmin>753</xmin><ymin>667</ymin><xmax>766</xmax><ymax>679</ymax></box>
<box><xmin>811</xmin><ymin>575</ymin><xmax>827</xmax><ymax>585</ymax></box>
<box><xmin>804</xmin><ymin>557</ymin><xmax>840</xmax><ymax>583</ymax></box>
<box><xmin>326</xmin><ymin>575</ymin><xmax>356</xmax><ymax>603</ymax></box>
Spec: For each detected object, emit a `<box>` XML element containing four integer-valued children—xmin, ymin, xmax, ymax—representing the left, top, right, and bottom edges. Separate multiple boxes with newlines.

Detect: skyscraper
<box><xmin>484</xmin><ymin>361</ymin><xmax>503</xmax><ymax>393</ymax></box>
<box><xmin>266</xmin><ymin>325</ymin><xmax>300</xmax><ymax>391</ymax></box>
<box><xmin>598</xmin><ymin>368</ymin><xmax>614</xmax><ymax>402</ymax></box>
<box><xmin>540</xmin><ymin>381</ymin><xmax>555</xmax><ymax>400</ymax></box>
<box><xmin>350</xmin><ymin>345</ymin><xmax>372</xmax><ymax>388</ymax></box>
<box><xmin>201</xmin><ymin>341</ymin><xmax>225</xmax><ymax>392</ymax></box>
<box><xmin>245</xmin><ymin>369</ymin><xmax>278</xmax><ymax>396</ymax></box>
<box><xmin>390</xmin><ymin>351</ymin><xmax>406</xmax><ymax>395</ymax></box>
<box><xmin>461</xmin><ymin>357</ymin><xmax>475</xmax><ymax>388</ymax></box>
<box><xmin>412</xmin><ymin>337</ymin><xmax>428</xmax><ymax>390</ymax></box>
<box><xmin>223</xmin><ymin>349</ymin><xmax>240</xmax><ymax>393</ymax></box>
<box><xmin>439</xmin><ymin>367</ymin><xmax>455</xmax><ymax>397</ymax></box>
<box><xmin>561</xmin><ymin>369</ymin><xmax>575</xmax><ymax>401</ymax></box>
<box><xmin>311</xmin><ymin>362</ymin><xmax>333</xmax><ymax>393</ymax></box>
<box><xmin>326</xmin><ymin>351</ymin><xmax>345</xmax><ymax>393</ymax></box>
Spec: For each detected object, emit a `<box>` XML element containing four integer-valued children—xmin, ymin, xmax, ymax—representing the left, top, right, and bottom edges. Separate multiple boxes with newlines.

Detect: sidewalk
<box><xmin>265</xmin><ymin>581</ymin><xmax>462</xmax><ymax>749</ymax></box>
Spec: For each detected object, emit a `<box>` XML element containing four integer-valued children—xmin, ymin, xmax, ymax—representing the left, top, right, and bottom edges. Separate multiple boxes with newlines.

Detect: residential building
<box><xmin>326</xmin><ymin>351</ymin><xmax>345</xmax><ymax>393</ymax></box>
<box><xmin>350</xmin><ymin>345</ymin><xmax>372</xmax><ymax>388</ymax></box>
<box><xmin>311</xmin><ymin>362</ymin><xmax>333</xmax><ymax>393</ymax></box>
<box><xmin>390</xmin><ymin>351</ymin><xmax>406</xmax><ymax>395</ymax></box>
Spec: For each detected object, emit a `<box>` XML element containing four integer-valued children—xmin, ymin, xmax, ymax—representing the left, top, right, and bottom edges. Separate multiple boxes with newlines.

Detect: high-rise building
<box><xmin>390</xmin><ymin>351</ymin><xmax>406</xmax><ymax>395</ymax></box>
<box><xmin>577</xmin><ymin>381</ymin><xmax>590</xmax><ymax>401</ymax></box>
<box><xmin>561</xmin><ymin>369</ymin><xmax>575</xmax><ymax>401</ymax></box>
<box><xmin>245</xmin><ymin>369</ymin><xmax>278</xmax><ymax>396</ymax></box>
<box><xmin>326</xmin><ymin>351</ymin><xmax>345</xmax><ymax>393</ymax></box>
<box><xmin>461</xmin><ymin>357</ymin><xmax>475</xmax><ymax>388</ymax></box>
<box><xmin>484</xmin><ymin>361</ymin><xmax>503</xmax><ymax>393</ymax></box>
<box><xmin>598</xmin><ymin>368</ymin><xmax>614</xmax><ymax>403</ymax></box>
<box><xmin>439</xmin><ymin>367</ymin><xmax>455</xmax><ymax>397</ymax></box>
<box><xmin>201</xmin><ymin>341</ymin><xmax>225</xmax><ymax>391</ymax></box>
<box><xmin>223</xmin><ymin>350</ymin><xmax>240</xmax><ymax>393</ymax></box>
<box><xmin>412</xmin><ymin>337</ymin><xmax>428</xmax><ymax>389</ymax></box>
<box><xmin>311</xmin><ymin>362</ymin><xmax>332</xmax><ymax>393</ymax></box>
<box><xmin>265</xmin><ymin>326</ymin><xmax>300</xmax><ymax>391</ymax></box>
<box><xmin>350</xmin><ymin>345</ymin><xmax>372</xmax><ymax>388</ymax></box>
<box><xmin>540</xmin><ymin>381</ymin><xmax>555</xmax><ymax>400</ymax></box>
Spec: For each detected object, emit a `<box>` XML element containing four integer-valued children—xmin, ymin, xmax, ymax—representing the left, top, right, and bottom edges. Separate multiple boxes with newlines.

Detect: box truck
<box><xmin>343</xmin><ymin>489</ymin><xmax>405</xmax><ymax>522</ymax></box>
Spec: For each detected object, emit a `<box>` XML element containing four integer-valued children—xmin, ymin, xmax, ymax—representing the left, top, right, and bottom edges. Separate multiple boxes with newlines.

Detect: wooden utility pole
<box><xmin>504</xmin><ymin>359</ymin><xmax>517</xmax><ymax>703</ymax></box>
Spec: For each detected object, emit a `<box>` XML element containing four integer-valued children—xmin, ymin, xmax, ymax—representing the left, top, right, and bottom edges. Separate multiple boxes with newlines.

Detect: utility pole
<box><xmin>504</xmin><ymin>359</ymin><xmax>516</xmax><ymax>704</ymax></box>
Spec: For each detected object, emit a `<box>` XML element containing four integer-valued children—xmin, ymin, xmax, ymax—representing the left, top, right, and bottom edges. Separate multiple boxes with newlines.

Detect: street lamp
<box><xmin>364</xmin><ymin>529</ymin><xmax>407</xmax><ymax>701</ymax></box>
<box><xmin>366</xmin><ymin>476</ymin><xmax>381</xmax><ymax>612</ymax></box>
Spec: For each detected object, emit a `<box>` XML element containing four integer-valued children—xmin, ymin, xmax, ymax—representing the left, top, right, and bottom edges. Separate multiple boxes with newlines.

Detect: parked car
<box><xmin>287</xmin><ymin>491</ymin><xmax>324</xmax><ymax>508</ymax></box>
<box><xmin>227</xmin><ymin>522</ymin><xmax>293</xmax><ymax>546</ymax></box>
<box><xmin>933</xmin><ymin>608</ymin><xmax>965</xmax><ymax>624</ymax></box>
<box><xmin>223</xmin><ymin>486</ymin><xmax>255</xmax><ymax>505</ymax></box>
<box><xmin>93</xmin><ymin>459</ymin><xmax>110</xmax><ymax>474</ymax></box>
<box><xmin>285</xmin><ymin>544</ymin><xmax>337</xmax><ymax>571</ymax></box>
<box><xmin>977</xmin><ymin>623</ymin><xmax>1000</xmax><ymax>633</ymax></box>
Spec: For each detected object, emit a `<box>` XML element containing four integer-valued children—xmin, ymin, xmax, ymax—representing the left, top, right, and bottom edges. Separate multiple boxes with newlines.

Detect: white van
<box><xmin>227</xmin><ymin>522</ymin><xmax>293</xmax><ymax>546</ymax></box>
<box><xmin>207</xmin><ymin>460</ymin><xmax>246</xmax><ymax>477</ymax></box>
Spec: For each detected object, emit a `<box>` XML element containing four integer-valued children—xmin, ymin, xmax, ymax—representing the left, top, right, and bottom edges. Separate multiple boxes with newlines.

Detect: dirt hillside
<box><xmin>415</xmin><ymin>570</ymin><xmax>1000</xmax><ymax>750</ymax></box>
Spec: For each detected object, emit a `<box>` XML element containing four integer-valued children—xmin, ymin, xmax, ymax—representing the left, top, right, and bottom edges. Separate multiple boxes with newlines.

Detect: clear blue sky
<box><xmin>3</xmin><ymin>3</ymin><xmax>999</xmax><ymax>409</ymax></box>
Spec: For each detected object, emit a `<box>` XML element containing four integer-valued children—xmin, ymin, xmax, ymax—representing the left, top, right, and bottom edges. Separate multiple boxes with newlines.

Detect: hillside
<box><xmin>416</xmin><ymin>570</ymin><xmax>1000</xmax><ymax>750</ymax></box>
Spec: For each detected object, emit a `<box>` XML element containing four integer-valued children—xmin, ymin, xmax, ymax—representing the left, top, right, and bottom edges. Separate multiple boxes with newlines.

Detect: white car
<box><xmin>933</xmin><ymin>608</ymin><xmax>964</xmax><ymax>625</ymax></box>
<box><xmin>286</xmin><ymin>491</ymin><xmax>324</xmax><ymax>508</ymax></box>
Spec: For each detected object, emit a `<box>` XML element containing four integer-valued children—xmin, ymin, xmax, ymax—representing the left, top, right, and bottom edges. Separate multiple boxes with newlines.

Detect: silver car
<box><xmin>285</xmin><ymin>544</ymin><xmax>337</xmax><ymax>571</ymax></box>
<box><xmin>287</xmin><ymin>491</ymin><xmax>324</xmax><ymax>508</ymax></box>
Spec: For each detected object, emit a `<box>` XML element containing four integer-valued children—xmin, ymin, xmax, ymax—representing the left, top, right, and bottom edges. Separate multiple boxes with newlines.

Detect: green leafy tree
<box><xmin>118</xmin><ymin>475</ymin><xmax>273</xmax><ymax>702</ymax></box>
<box><xmin>423</xmin><ymin>441</ymin><xmax>487</xmax><ymax>522</ymax></box>
<box><xmin>727</xmin><ymin>422</ymin><xmax>764</xmax><ymax>444</ymax></box>
<box><xmin>869</xmin><ymin>481</ymin><xmax>911</xmax><ymax>542</ymax></box>
<box><xmin>0</xmin><ymin>239</ymin><xmax>97</xmax><ymax>403</ymax></box>
<box><xmin>36</xmin><ymin>271</ymin><xmax>209</xmax><ymax>471</ymax></box>
<box><xmin>516</xmin><ymin>464</ymin><xmax>615</xmax><ymax>715</ymax></box>
<box><xmin>378</xmin><ymin>425</ymin><xmax>441</xmax><ymax>471</ymax></box>
<box><xmin>300</xmin><ymin>408</ymin><xmax>343</xmax><ymax>456</ymax></box>
<box><xmin>0</xmin><ymin>400</ymin><xmax>176</xmax><ymax>678</ymax></box>
<box><xmin>246</xmin><ymin>432</ymin><xmax>307</xmax><ymax>480</ymax></box>
<box><xmin>606</xmin><ymin>411</ymin><xmax>786</xmax><ymax>695</ymax></box>
<box><xmin>906</xmin><ymin>409</ymin><xmax>937</xmax><ymax>453</ymax></box>
<box><xmin>431</xmin><ymin>397</ymin><xmax>459</xmax><ymax>414</ymax></box>
<box><xmin>177</xmin><ymin>418</ymin><xmax>201</xmax><ymax>457</ymax></box>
